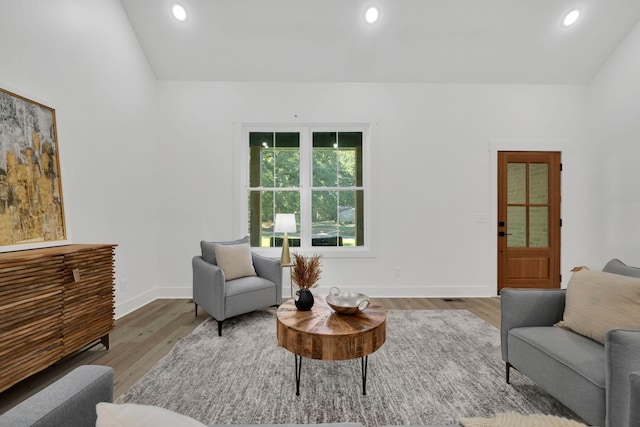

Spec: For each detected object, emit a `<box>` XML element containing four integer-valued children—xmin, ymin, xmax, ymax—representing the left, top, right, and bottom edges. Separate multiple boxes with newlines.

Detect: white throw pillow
<box><xmin>213</xmin><ymin>243</ymin><xmax>257</xmax><ymax>280</ymax></box>
<box><xmin>96</xmin><ymin>402</ymin><xmax>206</xmax><ymax>427</ymax></box>
<box><xmin>555</xmin><ymin>270</ymin><xmax>640</xmax><ymax>344</ymax></box>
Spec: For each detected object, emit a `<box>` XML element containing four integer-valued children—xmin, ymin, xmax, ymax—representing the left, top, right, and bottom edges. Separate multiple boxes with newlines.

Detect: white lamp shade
<box><xmin>274</xmin><ymin>214</ymin><xmax>296</xmax><ymax>233</ymax></box>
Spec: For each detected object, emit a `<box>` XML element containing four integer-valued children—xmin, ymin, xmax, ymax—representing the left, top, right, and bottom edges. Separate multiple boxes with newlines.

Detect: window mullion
<box><xmin>272</xmin><ymin>135</ymin><xmax>277</xmax><ymax>230</ymax></box>
<box><xmin>335</xmin><ymin>134</ymin><xmax>340</xmax><ymax>242</ymax></box>
<box><xmin>299</xmin><ymin>127</ymin><xmax>312</xmax><ymax>248</ymax></box>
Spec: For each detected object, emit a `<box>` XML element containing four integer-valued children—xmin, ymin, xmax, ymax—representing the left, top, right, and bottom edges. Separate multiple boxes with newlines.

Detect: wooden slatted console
<box><xmin>0</xmin><ymin>244</ymin><xmax>116</xmax><ymax>393</ymax></box>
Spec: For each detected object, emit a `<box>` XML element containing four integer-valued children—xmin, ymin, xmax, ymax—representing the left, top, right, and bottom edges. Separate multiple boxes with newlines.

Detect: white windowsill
<box><xmin>253</xmin><ymin>247</ymin><xmax>376</xmax><ymax>260</ymax></box>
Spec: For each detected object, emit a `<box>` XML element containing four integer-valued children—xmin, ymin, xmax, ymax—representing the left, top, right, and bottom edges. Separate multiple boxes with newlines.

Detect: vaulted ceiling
<box><xmin>120</xmin><ymin>0</ymin><xmax>640</xmax><ymax>84</ymax></box>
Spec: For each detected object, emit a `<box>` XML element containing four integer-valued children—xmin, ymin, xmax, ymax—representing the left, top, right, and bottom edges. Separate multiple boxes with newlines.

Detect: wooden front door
<box><xmin>498</xmin><ymin>151</ymin><xmax>561</xmax><ymax>293</ymax></box>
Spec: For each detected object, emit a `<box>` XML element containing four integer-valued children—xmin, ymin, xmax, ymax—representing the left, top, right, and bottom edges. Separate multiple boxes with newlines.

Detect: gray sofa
<box><xmin>0</xmin><ymin>365</ymin><xmax>114</xmax><ymax>427</ymax></box>
<box><xmin>16</xmin><ymin>360</ymin><xmax>640</xmax><ymax>426</ymax></box>
<box><xmin>0</xmin><ymin>366</ymin><xmax>369</xmax><ymax>427</ymax></box>
<box><xmin>501</xmin><ymin>259</ymin><xmax>640</xmax><ymax>427</ymax></box>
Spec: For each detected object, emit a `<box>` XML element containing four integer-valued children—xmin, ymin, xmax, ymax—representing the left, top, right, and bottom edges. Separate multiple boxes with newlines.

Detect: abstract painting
<box><xmin>0</xmin><ymin>88</ymin><xmax>66</xmax><ymax>246</ymax></box>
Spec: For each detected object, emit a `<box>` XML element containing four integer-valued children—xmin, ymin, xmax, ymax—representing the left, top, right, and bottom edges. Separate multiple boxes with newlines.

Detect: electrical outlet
<box><xmin>395</xmin><ymin>268</ymin><xmax>401</xmax><ymax>278</ymax></box>
<box><xmin>120</xmin><ymin>279</ymin><xmax>127</xmax><ymax>292</ymax></box>
<box><xmin>474</xmin><ymin>213</ymin><xmax>489</xmax><ymax>223</ymax></box>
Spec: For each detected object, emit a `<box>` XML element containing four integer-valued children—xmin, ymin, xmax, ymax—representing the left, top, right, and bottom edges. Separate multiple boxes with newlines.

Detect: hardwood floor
<box><xmin>0</xmin><ymin>297</ymin><xmax>500</xmax><ymax>414</ymax></box>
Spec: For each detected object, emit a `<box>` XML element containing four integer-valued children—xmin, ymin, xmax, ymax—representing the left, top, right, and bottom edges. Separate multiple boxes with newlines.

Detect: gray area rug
<box><xmin>117</xmin><ymin>309</ymin><xmax>582</xmax><ymax>426</ymax></box>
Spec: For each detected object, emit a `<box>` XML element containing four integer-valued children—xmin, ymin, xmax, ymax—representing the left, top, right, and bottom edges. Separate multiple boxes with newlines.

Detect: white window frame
<box><xmin>235</xmin><ymin>120</ymin><xmax>375</xmax><ymax>258</ymax></box>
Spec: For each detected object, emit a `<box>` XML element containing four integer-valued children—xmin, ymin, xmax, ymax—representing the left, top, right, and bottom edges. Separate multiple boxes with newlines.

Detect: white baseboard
<box><xmin>115</xmin><ymin>289</ymin><xmax>157</xmax><ymax>319</ymax></box>
<box><xmin>293</xmin><ymin>284</ymin><xmax>495</xmax><ymax>299</ymax></box>
<box><xmin>115</xmin><ymin>287</ymin><xmax>194</xmax><ymax>319</ymax></box>
<box><xmin>155</xmin><ymin>287</ymin><xmax>194</xmax><ymax>299</ymax></box>
<box><xmin>114</xmin><ymin>283</ymin><xmax>497</xmax><ymax>318</ymax></box>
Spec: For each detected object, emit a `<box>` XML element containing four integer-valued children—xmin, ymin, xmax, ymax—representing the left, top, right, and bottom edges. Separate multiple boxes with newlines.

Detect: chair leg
<box><xmin>506</xmin><ymin>362</ymin><xmax>512</xmax><ymax>384</ymax></box>
<box><xmin>217</xmin><ymin>320</ymin><xmax>223</xmax><ymax>337</ymax></box>
<box><xmin>194</xmin><ymin>303</ymin><xmax>198</xmax><ymax>317</ymax></box>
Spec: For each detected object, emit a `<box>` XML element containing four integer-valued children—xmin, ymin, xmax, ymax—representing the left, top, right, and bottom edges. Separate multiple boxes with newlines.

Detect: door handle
<box><xmin>498</xmin><ymin>231</ymin><xmax>513</xmax><ymax>237</ymax></box>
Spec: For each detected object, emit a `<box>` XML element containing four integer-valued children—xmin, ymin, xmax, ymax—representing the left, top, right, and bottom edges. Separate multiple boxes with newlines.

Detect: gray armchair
<box><xmin>501</xmin><ymin>259</ymin><xmax>640</xmax><ymax>427</ymax></box>
<box><xmin>192</xmin><ymin>237</ymin><xmax>282</xmax><ymax>336</ymax></box>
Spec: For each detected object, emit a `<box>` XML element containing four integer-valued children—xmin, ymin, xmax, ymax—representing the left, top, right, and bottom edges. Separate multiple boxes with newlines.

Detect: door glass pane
<box><xmin>507</xmin><ymin>206</ymin><xmax>526</xmax><ymax>247</ymax></box>
<box><xmin>507</xmin><ymin>163</ymin><xmax>526</xmax><ymax>204</ymax></box>
<box><xmin>529</xmin><ymin>163</ymin><xmax>548</xmax><ymax>204</ymax></box>
<box><xmin>529</xmin><ymin>207</ymin><xmax>549</xmax><ymax>247</ymax></box>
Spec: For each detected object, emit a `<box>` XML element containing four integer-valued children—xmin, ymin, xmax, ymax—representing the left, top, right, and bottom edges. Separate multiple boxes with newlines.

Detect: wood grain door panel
<box><xmin>498</xmin><ymin>151</ymin><xmax>561</xmax><ymax>292</ymax></box>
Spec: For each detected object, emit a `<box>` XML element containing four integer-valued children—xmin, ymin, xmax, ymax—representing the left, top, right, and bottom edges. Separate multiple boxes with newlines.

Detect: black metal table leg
<box><xmin>361</xmin><ymin>355</ymin><xmax>368</xmax><ymax>395</ymax></box>
<box><xmin>292</xmin><ymin>354</ymin><xmax>369</xmax><ymax>396</ymax></box>
<box><xmin>295</xmin><ymin>354</ymin><xmax>302</xmax><ymax>396</ymax></box>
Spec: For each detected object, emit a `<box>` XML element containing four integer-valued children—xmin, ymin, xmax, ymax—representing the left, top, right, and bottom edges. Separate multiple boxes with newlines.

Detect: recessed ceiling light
<box><xmin>563</xmin><ymin>9</ymin><xmax>580</xmax><ymax>27</ymax></box>
<box><xmin>365</xmin><ymin>7</ymin><xmax>379</xmax><ymax>24</ymax></box>
<box><xmin>172</xmin><ymin>4</ymin><xmax>187</xmax><ymax>22</ymax></box>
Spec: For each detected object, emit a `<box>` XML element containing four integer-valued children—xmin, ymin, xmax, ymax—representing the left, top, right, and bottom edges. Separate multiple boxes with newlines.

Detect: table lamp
<box><xmin>274</xmin><ymin>213</ymin><xmax>296</xmax><ymax>265</ymax></box>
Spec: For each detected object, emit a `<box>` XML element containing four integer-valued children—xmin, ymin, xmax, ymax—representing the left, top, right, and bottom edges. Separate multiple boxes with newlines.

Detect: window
<box><xmin>248</xmin><ymin>132</ymin><xmax>301</xmax><ymax>248</ymax></box>
<box><xmin>311</xmin><ymin>132</ymin><xmax>364</xmax><ymax>247</ymax></box>
<box><xmin>245</xmin><ymin>126</ymin><xmax>367</xmax><ymax>251</ymax></box>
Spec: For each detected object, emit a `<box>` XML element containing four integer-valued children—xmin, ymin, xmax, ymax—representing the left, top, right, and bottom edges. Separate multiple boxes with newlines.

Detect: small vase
<box><xmin>295</xmin><ymin>289</ymin><xmax>314</xmax><ymax>311</ymax></box>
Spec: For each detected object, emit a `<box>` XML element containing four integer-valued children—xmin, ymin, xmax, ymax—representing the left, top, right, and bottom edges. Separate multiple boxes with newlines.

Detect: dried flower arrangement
<box><xmin>291</xmin><ymin>253</ymin><xmax>323</xmax><ymax>291</ymax></box>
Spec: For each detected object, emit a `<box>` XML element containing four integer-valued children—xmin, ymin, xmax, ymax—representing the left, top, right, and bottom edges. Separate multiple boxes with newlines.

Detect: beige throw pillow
<box><xmin>556</xmin><ymin>270</ymin><xmax>640</xmax><ymax>344</ymax></box>
<box><xmin>213</xmin><ymin>243</ymin><xmax>257</xmax><ymax>281</ymax></box>
<box><xmin>96</xmin><ymin>402</ymin><xmax>206</xmax><ymax>427</ymax></box>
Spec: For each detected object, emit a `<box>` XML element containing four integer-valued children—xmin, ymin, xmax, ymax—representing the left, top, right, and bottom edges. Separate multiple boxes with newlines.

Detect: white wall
<box><xmin>0</xmin><ymin>0</ymin><xmax>159</xmax><ymax>317</ymax></box>
<box><xmin>157</xmin><ymin>81</ymin><xmax>595</xmax><ymax>298</ymax></box>
<box><xmin>4</xmin><ymin>0</ymin><xmax>632</xmax><ymax>314</ymax></box>
<box><xmin>587</xmin><ymin>21</ymin><xmax>640</xmax><ymax>265</ymax></box>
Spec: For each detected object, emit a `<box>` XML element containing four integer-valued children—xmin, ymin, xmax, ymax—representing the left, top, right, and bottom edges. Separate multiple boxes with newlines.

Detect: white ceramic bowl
<box><xmin>326</xmin><ymin>287</ymin><xmax>370</xmax><ymax>314</ymax></box>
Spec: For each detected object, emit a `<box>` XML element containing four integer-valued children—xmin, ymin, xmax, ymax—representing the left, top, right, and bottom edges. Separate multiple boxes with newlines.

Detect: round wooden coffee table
<box><xmin>276</xmin><ymin>295</ymin><xmax>386</xmax><ymax>396</ymax></box>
